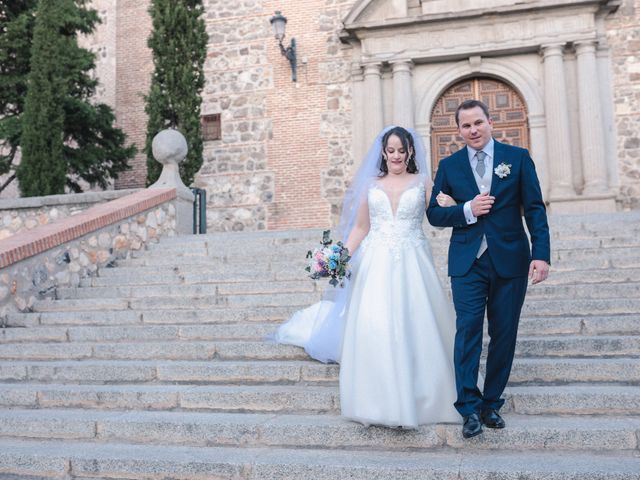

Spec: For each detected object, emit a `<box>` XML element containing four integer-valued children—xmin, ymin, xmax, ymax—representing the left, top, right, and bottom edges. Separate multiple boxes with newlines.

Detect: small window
<box><xmin>202</xmin><ymin>114</ymin><xmax>221</xmax><ymax>141</ymax></box>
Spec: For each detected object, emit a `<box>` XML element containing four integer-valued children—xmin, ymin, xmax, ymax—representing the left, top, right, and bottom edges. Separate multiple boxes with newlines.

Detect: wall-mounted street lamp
<box><xmin>270</xmin><ymin>11</ymin><xmax>297</xmax><ymax>82</ymax></box>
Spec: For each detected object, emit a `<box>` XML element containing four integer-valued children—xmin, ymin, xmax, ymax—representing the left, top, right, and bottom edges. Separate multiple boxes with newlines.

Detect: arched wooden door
<box><xmin>430</xmin><ymin>77</ymin><xmax>529</xmax><ymax>176</ymax></box>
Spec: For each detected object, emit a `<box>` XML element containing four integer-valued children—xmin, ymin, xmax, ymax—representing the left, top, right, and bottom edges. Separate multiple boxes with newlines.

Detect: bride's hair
<box><xmin>379</xmin><ymin>126</ymin><xmax>418</xmax><ymax>175</ymax></box>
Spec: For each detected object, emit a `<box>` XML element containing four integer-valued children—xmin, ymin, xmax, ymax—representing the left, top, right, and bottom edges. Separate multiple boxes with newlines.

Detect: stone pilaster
<box><xmin>542</xmin><ymin>44</ymin><xmax>575</xmax><ymax>198</ymax></box>
<box><xmin>575</xmin><ymin>40</ymin><xmax>609</xmax><ymax>195</ymax></box>
<box><xmin>351</xmin><ymin>64</ymin><xmax>366</xmax><ymax>172</ymax></box>
<box><xmin>363</xmin><ymin>63</ymin><xmax>384</xmax><ymax>145</ymax></box>
<box><xmin>391</xmin><ymin>60</ymin><xmax>414</xmax><ymax>129</ymax></box>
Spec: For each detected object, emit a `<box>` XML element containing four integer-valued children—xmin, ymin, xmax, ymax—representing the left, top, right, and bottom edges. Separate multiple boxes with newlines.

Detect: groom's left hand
<box><xmin>528</xmin><ymin>260</ymin><xmax>550</xmax><ymax>285</ymax></box>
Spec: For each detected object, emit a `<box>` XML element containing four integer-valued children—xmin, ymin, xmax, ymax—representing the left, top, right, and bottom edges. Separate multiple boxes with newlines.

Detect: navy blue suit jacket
<box><xmin>426</xmin><ymin>140</ymin><xmax>550</xmax><ymax>278</ymax></box>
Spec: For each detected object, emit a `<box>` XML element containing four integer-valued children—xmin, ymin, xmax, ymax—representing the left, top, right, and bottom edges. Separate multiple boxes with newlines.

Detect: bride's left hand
<box><xmin>436</xmin><ymin>191</ymin><xmax>457</xmax><ymax>207</ymax></box>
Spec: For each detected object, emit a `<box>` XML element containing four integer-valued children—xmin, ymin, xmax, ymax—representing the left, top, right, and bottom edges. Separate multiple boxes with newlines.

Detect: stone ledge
<box><xmin>0</xmin><ymin>189</ymin><xmax>140</xmax><ymax>210</ymax></box>
<box><xmin>0</xmin><ymin>189</ymin><xmax>176</xmax><ymax>269</ymax></box>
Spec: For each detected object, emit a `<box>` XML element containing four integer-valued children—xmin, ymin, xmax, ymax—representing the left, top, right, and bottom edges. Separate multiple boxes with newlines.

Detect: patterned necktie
<box><xmin>475</xmin><ymin>151</ymin><xmax>486</xmax><ymax>178</ymax></box>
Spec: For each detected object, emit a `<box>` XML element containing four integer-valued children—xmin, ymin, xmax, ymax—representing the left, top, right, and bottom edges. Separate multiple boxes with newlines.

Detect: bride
<box><xmin>273</xmin><ymin>126</ymin><xmax>460</xmax><ymax>428</ymax></box>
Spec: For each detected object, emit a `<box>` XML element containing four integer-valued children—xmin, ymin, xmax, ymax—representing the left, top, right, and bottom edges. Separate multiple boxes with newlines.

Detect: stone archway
<box><xmin>430</xmin><ymin>77</ymin><xmax>530</xmax><ymax>175</ymax></box>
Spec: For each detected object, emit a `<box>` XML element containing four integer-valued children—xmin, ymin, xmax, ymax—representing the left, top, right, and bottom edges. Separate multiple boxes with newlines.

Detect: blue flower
<box><xmin>328</xmin><ymin>260</ymin><xmax>337</xmax><ymax>270</ymax></box>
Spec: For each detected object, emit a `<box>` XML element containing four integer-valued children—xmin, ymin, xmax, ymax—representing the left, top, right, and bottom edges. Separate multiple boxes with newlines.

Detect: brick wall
<box><xmin>113</xmin><ymin>0</ymin><xmax>153</xmax><ymax>190</ymax></box>
<box><xmin>190</xmin><ymin>0</ymin><xmax>357</xmax><ymax>231</ymax></box>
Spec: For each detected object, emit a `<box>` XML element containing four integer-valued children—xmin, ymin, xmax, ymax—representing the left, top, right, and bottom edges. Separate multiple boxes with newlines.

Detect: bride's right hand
<box><xmin>436</xmin><ymin>191</ymin><xmax>457</xmax><ymax>207</ymax></box>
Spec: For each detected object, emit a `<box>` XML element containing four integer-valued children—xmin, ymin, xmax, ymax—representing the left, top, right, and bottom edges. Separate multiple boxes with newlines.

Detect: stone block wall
<box><xmin>606</xmin><ymin>0</ymin><xmax>640</xmax><ymax>209</ymax></box>
<box><xmin>0</xmin><ymin>190</ymin><xmax>138</xmax><ymax>242</ymax></box>
<box><xmin>0</xmin><ymin>189</ymin><xmax>179</xmax><ymax>319</ymax></box>
<box><xmin>192</xmin><ymin>0</ymin><xmax>357</xmax><ymax>232</ymax></box>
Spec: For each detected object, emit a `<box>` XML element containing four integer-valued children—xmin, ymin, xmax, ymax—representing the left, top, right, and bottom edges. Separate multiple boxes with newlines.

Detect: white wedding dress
<box><xmin>274</xmin><ymin>176</ymin><xmax>459</xmax><ymax>428</ymax></box>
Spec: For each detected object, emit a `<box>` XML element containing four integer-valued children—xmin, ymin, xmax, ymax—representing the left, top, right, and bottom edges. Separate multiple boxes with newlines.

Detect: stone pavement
<box><xmin>1</xmin><ymin>211</ymin><xmax>639</xmax><ymax>479</ymax></box>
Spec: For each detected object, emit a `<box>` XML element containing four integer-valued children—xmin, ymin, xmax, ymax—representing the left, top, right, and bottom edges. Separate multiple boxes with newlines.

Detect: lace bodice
<box><xmin>360</xmin><ymin>179</ymin><xmax>427</xmax><ymax>256</ymax></box>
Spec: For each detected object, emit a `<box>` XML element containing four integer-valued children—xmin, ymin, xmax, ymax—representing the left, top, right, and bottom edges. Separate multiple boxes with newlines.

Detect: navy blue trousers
<box><xmin>450</xmin><ymin>251</ymin><xmax>528</xmax><ymax>417</ymax></box>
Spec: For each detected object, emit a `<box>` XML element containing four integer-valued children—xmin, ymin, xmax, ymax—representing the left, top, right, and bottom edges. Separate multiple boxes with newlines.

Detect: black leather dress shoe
<box><xmin>480</xmin><ymin>409</ymin><xmax>505</xmax><ymax>429</ymax></box>
<box><xmin>462</xmin><ymin>413</ymin><xmax>483</xmax><ymax>439</ymax></box>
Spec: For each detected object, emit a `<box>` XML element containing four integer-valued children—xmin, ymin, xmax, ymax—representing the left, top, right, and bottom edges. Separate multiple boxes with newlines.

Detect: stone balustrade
<box><xmin>0</xmin><ymin>189</ymin><xmax>179</xmax><ymax>317</ymax></box>
<box><xmin>0</xmin><ymin>128</ymin><xmax>195</xmax><ymax>319</ymax></box>
<box><xmin>0</xmin><ymin>189</ymin><xmax>139</xmax><ymax>242</ymax></box>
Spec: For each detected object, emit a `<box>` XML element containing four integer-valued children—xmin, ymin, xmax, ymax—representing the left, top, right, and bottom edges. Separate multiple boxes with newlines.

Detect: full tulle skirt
<box><xmin>339</xmin><ymin>240</ymin><xmax>460</xmax><ymax>428</ymax></box>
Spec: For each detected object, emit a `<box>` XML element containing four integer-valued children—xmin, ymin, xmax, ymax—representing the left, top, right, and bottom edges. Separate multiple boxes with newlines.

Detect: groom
<box><xmin>426</xmin><ymin>99</ymin><xmax>550</xmax><ymax>439</ymax></box>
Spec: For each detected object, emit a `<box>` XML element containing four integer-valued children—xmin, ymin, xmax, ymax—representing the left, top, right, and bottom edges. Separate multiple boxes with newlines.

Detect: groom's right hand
<box><xmin>471</xmin><ymin>191</ymin><xmax>495</xmax><ymax>217</ymax></box>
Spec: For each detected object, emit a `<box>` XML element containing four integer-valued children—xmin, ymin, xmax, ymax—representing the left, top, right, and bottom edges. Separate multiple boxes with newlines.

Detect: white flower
<box><xmin>494</xmin><ymin>162</ymin><xmax>512</xmax><ymax>179</ymax></box>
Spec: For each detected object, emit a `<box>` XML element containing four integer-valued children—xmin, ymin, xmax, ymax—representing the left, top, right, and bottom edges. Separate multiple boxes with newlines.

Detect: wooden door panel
<box><xmin>430</xmin><ymin>78</ymin><xmax>529</xmax><ymax>176</ymax></box>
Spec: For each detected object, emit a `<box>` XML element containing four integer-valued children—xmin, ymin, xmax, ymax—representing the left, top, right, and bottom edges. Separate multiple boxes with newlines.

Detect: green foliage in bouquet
<box><xmin>305</xmin><ymin>230</ymin><xmax>351</xmax><ymax>287</ymax></box>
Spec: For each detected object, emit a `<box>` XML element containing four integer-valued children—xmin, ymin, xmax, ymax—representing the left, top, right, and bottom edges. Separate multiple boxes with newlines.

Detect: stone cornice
<box><xmin>341</xmin><ymin>0</ymin><xmax>619</xmax><ymax>43</ymax></box>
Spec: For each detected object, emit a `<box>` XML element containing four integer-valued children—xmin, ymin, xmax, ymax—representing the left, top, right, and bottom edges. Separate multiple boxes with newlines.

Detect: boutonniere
<box><xmin>494</xmin><ymin>162</ymin><xmax>512</xmax><ymax>179</ymax></box>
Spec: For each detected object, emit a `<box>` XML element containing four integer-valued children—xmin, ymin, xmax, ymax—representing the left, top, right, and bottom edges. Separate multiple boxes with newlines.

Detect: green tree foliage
<box><xmin>3</xmin><ymin>0</ymin><xmax>135</xmax><ymax>196</ymax></box>
<box><xmin>145</xmin><ymin>0</ymin><xmax>207</xmax><ymax>187</ymax></box>
<box><xmin>0</xmin><ymin>0</ymin><xmax>37</xmax><ymax>191</ymax></box>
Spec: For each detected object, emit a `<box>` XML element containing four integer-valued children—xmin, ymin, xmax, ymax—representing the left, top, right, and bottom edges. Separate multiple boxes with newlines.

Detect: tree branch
<box><xmin>0</xmin><ymin>172</ymin><xmax>17</xmax><ymax>194</ymax></box>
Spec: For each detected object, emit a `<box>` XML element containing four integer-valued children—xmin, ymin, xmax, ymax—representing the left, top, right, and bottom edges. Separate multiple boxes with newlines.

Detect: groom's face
<box><xmin>457</xmin><ymin>106</ymin><xmax>493</xmax><ymax>151</ymax></box>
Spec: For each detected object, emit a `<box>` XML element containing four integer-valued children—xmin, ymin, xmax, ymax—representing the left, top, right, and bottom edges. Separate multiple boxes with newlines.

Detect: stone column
<box><xmin>542</xmin><ymin>44</ymin><xmax>575</xmax><ymax>198</ymax></box>
<box><xmin>363</xmin><ymin>63</ymin><xmax>384</xmax><ymax>145</ymax></box>
<box><xmin>391</xmin><ymin>60</ymin><xmax>414</xmax><ymax>129</ymax></box>
<box><xmin>576</xmin><ymin>40</ymin><xmax>609</xmax><ymax>195</ymax></box>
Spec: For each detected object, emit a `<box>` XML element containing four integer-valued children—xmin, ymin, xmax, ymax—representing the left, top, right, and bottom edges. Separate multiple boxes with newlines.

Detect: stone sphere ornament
<box><xmin>149</xmin><ymin>129</ymin><xmax>194</xmax><ymax>201</ymax></box>
<box><xmin>151</xmin><ymin>129</ymin><xmax>188</xmax><ymax>166</ymax></box>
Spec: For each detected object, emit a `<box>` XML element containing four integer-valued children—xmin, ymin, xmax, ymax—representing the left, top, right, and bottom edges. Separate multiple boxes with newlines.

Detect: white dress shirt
<box><xmin>463</xmin><ymin>138</ymin><xmax>495</xmax><ymax>224</ymax></box>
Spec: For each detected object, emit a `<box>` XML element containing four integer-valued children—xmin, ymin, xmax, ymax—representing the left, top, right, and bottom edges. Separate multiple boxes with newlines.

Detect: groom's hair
<box><xmin>455</xmin><ymin>99</ymin><xmax>491</xmax><ymax>126</ymax></box>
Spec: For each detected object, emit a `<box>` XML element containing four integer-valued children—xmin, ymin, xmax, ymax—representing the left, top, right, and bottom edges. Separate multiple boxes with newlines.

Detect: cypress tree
<box><xmin>145</xmin><ymin>0</ymin><xmax>207</xmax><ymax>187</ymax></box>
<box><xmin>4</xmin><ymin>0</ymin><xmax>135</xmax><ymax>197</ymax></box>
<box><xmin>0</xmin><ymin>0</ymin><xmax>37</xmax><ymax>191</ymax></box>
<box><xmin>16</xmin><ymin>0</ymin><xmax>69</xmax><ymax>196</ymax></box>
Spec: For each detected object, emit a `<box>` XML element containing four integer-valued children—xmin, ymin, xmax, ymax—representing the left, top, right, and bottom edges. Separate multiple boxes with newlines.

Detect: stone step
<box><xmin>1</xmin><ymin>358</ymin><xmax>638</xmax><ymax>386</ymax></box>
<box><xmin>80</xmin><ymin>266</ymin><xmax>640</xmax><ymax>289</ymax></box>
<box><xmin>83</xmin><ymin>256</ymin><xmax>640</xmax><ymax>288</ymax></box>
<box><xmin>0</xmin><ymin>340</ymin><xmax>307</xmax><ymax>361</ymax></box>
<box><xmin>61</xmin><ymin>280</ymin><xmax>640</xmax><ymax>302</ymax></box>
<box><xmin>542</xmin><ymin>267</ymin><xmax>640</xmax><ymax>285</ymax></box>
<box><xmin>0</xmin><ymin>323</ymin><xmax>277</xmax><ymax>343</ymax></box>
<box><xmin>513</xmin><ymin>335</ymin><xmax>640</xmax><ymax>358</ymax></box>
<box><xmin>0</xmin><ymin>384</ymin><xmax>338</xmax><ymax>414</ymax></box>
<box><xmin>31</xmin><ymin>295</ymin><xmax>640</xmax><ymax>319</ymax></box>
<box><xmin>0</xmin><ymin>409</ymin><xmax>638</xmax><ymax>452</ymax></box>
<box><xmin>520</xmin><ymin>297</ymin><xmax>640</xmax><ymax>317</ymax></box>
<box><xmin>2</xmin><ymin>439</ymin><xmax>639</xmax><ymax>480</ymax></box>
<box><xmin>58</xmin><ymin>280</ymin><xmax>318</xmax><ymax>299</ymax></box>
<box><xmin>0</xmin><ymin>335</ymin><xmax>636</xmax><ymax>362</ymax></box>
<box><xmin>33</xmin><ymin>292</ymin><xmax>317</xmax><ymax>312</ymax></box>
<box><xmin>508</xmin><ymin>358</ymin><xmax>640</xmax><ymax>385</ymax></box>
<box><xmin>525</xmin><ymin>282</ymin><xmax>640</xmax><ymax>299</ymax></box>
<box><xmin>5</xmin><ymin>306</ymin><xmax>298</xmax><ymax>327</ymax></box>
<box><xmin>96</xmin><ymin>263</ymin><xmax>305</xmax><ymax>282</ymax></box>
<box><xmin>0</xmin><ymin>360</ymin><xmax>338</xmax><ymax>385</ymax></box>
<box><xmin>0</xmin><ymin>384</ymin><xmax>336</xmax><ymax>414</ymax></box>
<box><xmin>115</xmin><ymin>246</ymin><xmax>640</xmax><ymax>271</ymax></box>
<box><xmin>1</xmin><ymin>383</ymin><xmax>638</xmax><ymax>416</ymax></box>
<box><xmin>506</xmin><ymin>385</ymin><xmax>640</xmax><ymax>415</ymax></box>
<box><xmin>2</xmin><ymin>314</ymin><xmax>637</xmax><ymax>344</ymax></box>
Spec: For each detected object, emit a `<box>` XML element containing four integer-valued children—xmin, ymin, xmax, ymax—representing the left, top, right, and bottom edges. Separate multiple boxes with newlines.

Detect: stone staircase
<box><xmin>1</xmin><ymin>212</ymin><xmax>639</xmax><ymax>479</ymax></box>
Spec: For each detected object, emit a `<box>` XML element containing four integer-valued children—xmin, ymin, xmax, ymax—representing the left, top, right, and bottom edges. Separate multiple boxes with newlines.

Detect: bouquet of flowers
<box><xmin>306</xmin><ymin>230</ymin><xmax>351</xmax><ymax>287</ymax></box>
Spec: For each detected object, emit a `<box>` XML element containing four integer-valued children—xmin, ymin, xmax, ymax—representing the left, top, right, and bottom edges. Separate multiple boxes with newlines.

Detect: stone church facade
<box><xmin>82</xmin><ymin>0</ymin><xmax>639</xmax><ymax>231</ymax></box>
